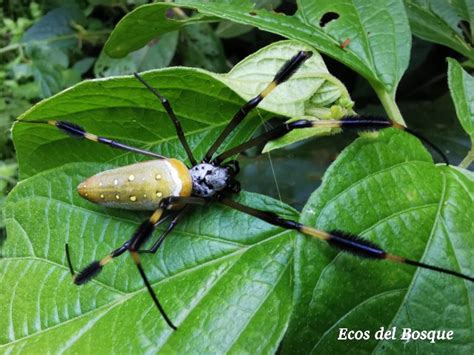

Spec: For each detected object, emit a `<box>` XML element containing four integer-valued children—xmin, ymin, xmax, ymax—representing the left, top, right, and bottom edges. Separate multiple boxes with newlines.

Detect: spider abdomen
<box><xmin>77</xmin><ymin>159</ymin><xmax>192</xmax><ymax>210</ymax></box>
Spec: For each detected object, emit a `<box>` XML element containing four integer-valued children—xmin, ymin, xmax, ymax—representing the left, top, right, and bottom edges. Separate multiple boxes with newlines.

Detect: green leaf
<box><xmin>215</xmin><ymin>0</ymin><xmax>282</xmax><ymax>38</ymax></box>
<box><xmin>447</xmin><ymin>58</ymin><xmax>474</xmax><ymax>142</ymax></box>
<box><xmin>13</xmin><ymin>41</ymin><xmax>349</xmax><ymax>176</ymax></box>
<box><xmin>104</xmin><ymin>3</ymin><xmax>217</xmax><ymax>58</ymax></box>
<box><xmin>12</xmin><ymin>67</ymin><xmax>263</xmax><ymax>178</ymax></box>
<box><xmin>72</xmin><ymin>57</ymin><xmax>95</xmax><ymax>76</ymax></box>
<box><xmin>95</xmin><ymin>31</ymin><xmax>179</xmax><ymax>77</ymax></box>
<box><xmin>216</xmin><ymin>41</ymin><xmax>353</xmax><ymax>118</ymax></box>
<box><xmin>179</xmin><ymin>24</ymin><xmax>228</xmax><ymax>73</ymax></box>
<box><xmin>22</xmin><ymin>5</ymin><xmax>85</xmax><ymax>51</ymax></box>
<box><xmin>107</xmin><ymin>0</ymin><xmax>411</xmax><ymax>97</ymax></box>
<box><xmin>104</xmin><ymin>0</ymin><xmax>412</xmax><ymax>124</ymax></box>
<box><xmin>447</xmin><ymin>58</ymin><xmax>474</xmax><ymax>169</ymax></box>
<box><xmin>1</xmin><ymin>164</ymin><xmax>297</xmax><ymax>353</ymax></box>
<box><xmin>25</xmin><ymin>43</ymin><xmax>69</xmax><ymax>98</ymax></box>
<box><xmin>282</xmin><ymin>129</ymin><xmax>474</xmax><ymax>353</ymax></box>
<box><xmin>215</xmin><ymin>21</ymin><xmax>254</xmax><ymax>39</ymax></box>
<box><xmin>405</xmin><ymin>0</ymin><xmax>474</xmax><ymax>60</ymax></box>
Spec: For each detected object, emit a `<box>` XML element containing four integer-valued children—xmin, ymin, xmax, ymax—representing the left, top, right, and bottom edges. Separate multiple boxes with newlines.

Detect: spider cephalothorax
<box><xmin>190</xmin><ymin>161</ymin><xmax>240</xmax><ymax>197</ymax></box>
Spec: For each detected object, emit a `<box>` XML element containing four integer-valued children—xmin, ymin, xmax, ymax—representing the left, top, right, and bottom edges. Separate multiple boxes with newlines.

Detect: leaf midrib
<box><xmin>371</xmin><ymin>168</ymin><xmax>473</xmax><ymax>353</ymax></box>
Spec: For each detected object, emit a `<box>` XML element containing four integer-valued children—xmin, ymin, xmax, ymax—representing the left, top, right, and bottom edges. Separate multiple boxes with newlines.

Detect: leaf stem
<box><xmin>371</xmin><ymin>83</ymin><xmax>406</xmax><ymax>126</ymax></box>
<box><xmin>0</xmin><ymin>43</ymin><xmax>20</xmax><ymax>54</ymax></box>
<box><xmin>0</xmin><ymin>29</ymin><xmax>112</xmax><ymax>55</ymax></box>
<box><xmin>459</xmin><ymin>147</ymin><xmax>474</xmax><ymax>169</ymax></box>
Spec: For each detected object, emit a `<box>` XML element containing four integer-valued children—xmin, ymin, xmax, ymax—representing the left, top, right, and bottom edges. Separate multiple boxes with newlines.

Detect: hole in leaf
<box><xmin>320</xmin><ymin>12</ymin><xmax>339</xmax><ymax>27</ymax></box>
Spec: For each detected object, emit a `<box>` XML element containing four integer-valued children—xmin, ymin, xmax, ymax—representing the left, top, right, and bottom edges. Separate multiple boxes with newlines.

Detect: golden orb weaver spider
<box><xmin>18</xmin><ymin>51</ymin><xmax>473</xmax><ymax>331</ymax></box>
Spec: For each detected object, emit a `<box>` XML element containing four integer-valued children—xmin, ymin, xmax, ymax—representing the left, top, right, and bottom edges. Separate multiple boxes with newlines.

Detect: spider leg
<box><xmin>127</xmin><ymin>197</ymin><xmax>206</xmax><ymax>330</ymax></box>
<box><xmin>213</xmin><ymin>119</ymin><xmax>313</xmax><ymax>164</ymax></box>
<box><xmin>139</xmin><ymin>207</ymin><xmax>189</xmax><ymax>254</ymax></box>
<box><xmin>66</xmin><ymin>213</ymin><xmax>174</xmax><ymax>284</ymax></box>
<box><xmin>129</xmin><ymin>250</ymin><xmax>177</xmax><ymax>330</ymax></box>
<box><xmin>17</xmin><ymin>120</ymin><xmax>165</xmax><ymax>159</ymax></box>
<box><xmin>134</xmin><ymin>72</ymin><xmax>197</xmax><ymax>166</ymax></box>
<box><xmin>67</xmin><ymin>208</ymin><xmax>178</xmax><ymax>330</ymax></box>
<box><xmin>213</xmin><ymin>116</ymin><xmax>449</xmax><ymax>165</ymax></box>
<box><xmin>220</xmin><ymin>197</ymin><xmax>473</xmax><ymax>282</ymax></box>
<box><xmin>204</xmin><ymin>50</ymin><xmax>313</xmax><ymax>161</ymax></box>
<box><xmin>71</xmin><ymin>207</ymin><xmax>177</xmax><ymax>329</ymax></box>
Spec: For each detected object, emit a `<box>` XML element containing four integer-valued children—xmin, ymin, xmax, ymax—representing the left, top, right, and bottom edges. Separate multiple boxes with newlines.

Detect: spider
<box><xmin>19</xmin><ymin>51</ymin><xmax>473</xmax><ymax>330</ymax></box>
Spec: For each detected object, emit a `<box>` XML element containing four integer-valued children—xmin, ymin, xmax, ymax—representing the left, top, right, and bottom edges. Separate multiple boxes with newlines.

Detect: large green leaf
<box><xmin>104</xmin><ymin>0</ymin><xmax>411</xmax><ymax>122</ymax></box>
<box><xmin>405</xmin><ymin>0</ymin><xmax>474</xmax><ymax>60</ymax></box>
<box><xmin>1</xmin><ymin>166</ymin><xmax>298</xmax><ymax>353</ymax></box>
<box><xmin>283</xmin><ymin>129</ymin><xmax>474</xmax><ymax>353</ymax></box>
<box><xmin>13</xmin><ymin>41</ymin><xmax>349</xmax><ymax>177</ymax></box>
<box><xmin>13</xmin><ymin>67</ymin><xmax>260</xmax><ymax>178</ymax></box>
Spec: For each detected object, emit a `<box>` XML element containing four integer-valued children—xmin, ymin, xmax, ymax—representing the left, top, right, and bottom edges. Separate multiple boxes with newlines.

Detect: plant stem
<box><xmin>459</xmin><ymin>147</ymin><xmax>474</xmax><ymax>169</ymax></box>
<box><xmin>0</xmin><ymin>29</ymin><xmax>111</xmax><ymax>55</ymax></box>
<box><xmin>0</xmin><ymin>43</ymin><xmax>20</xmax><ymax>54</ymax></box>
<box><xmin>371</xmin><ymin>83</ymin><xmax>406</xmax><ymax>126</ymax></box>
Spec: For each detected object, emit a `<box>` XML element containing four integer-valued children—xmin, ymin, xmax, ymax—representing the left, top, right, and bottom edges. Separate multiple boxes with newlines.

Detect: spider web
<box><xmin>257</xmin><ymin>109</ymin><xmax>284</xmax><ymax>209</ymax></box>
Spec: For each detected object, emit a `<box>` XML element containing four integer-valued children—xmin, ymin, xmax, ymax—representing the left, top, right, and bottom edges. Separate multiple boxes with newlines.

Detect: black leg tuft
<box><xmin>56</xmin><ymin>121</ymin><xmax>86</xmax><ymax>139</ymax></box>
<box><xmin>74</xmin><ymin>260</ymin><xmax>103</xmax><ymax>285</ymax></box>
<box><xmin>327</xmin><ymin>230</ymin><xmax>386</xmax><ymax>259</ymax></box>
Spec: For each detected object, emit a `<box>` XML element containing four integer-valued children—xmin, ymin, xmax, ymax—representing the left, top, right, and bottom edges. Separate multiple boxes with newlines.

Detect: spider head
<box><xmin>190</xmin><ymin>161</ymin><xmax>240</xmax><ymax>198</ymax></box>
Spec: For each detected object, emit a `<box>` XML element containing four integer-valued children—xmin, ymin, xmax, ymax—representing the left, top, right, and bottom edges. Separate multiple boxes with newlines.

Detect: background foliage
<box><xmin>1</xmin><ymin>0</ymin><xmax>473</xmax><ymax>354</ymax></box>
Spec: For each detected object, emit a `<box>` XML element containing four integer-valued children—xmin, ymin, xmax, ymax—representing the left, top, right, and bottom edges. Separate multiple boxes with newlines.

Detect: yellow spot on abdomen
<box><xmin>128</xmin><ymin>175</ymin><xmax>135</xmax><ymax>182</ymax></box>
<box><xmin>130</xmin><ymin>195</ymin><xmax>137</xmax><ymax>202</ymax></box>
